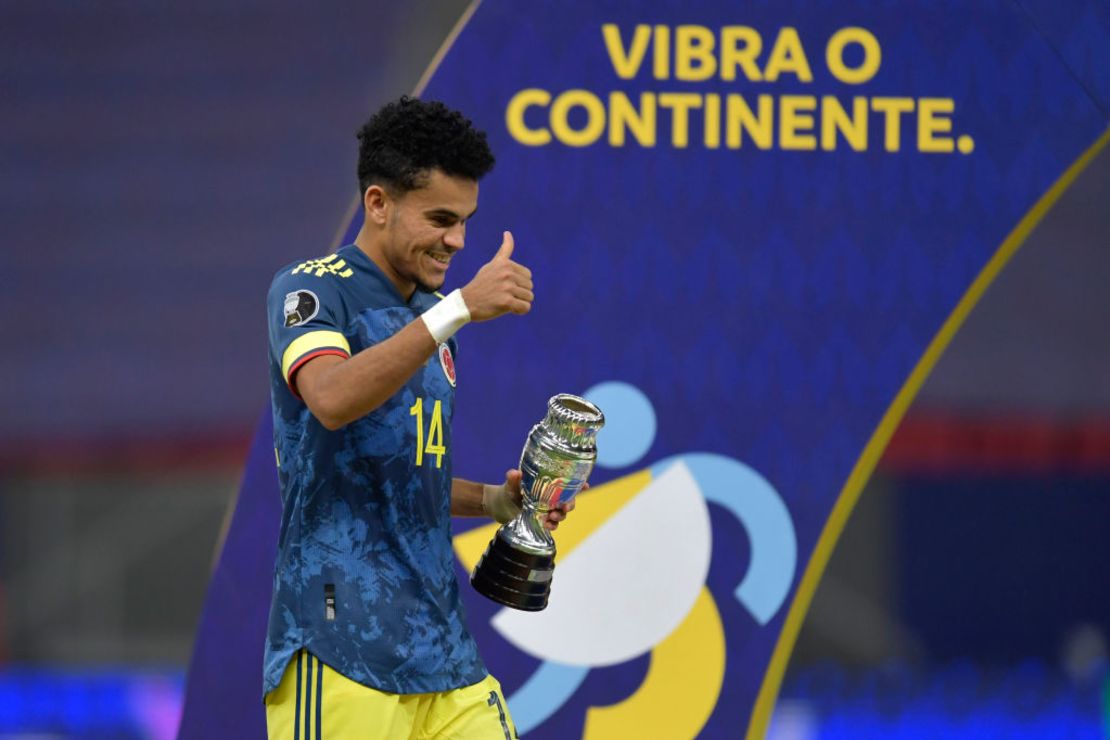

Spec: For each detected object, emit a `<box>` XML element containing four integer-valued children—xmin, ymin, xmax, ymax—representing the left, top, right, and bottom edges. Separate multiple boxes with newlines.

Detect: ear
<box><xmin>363</xmin><ymin>184</ymin><xmax>390</xmax><ymax>226</ymax></box>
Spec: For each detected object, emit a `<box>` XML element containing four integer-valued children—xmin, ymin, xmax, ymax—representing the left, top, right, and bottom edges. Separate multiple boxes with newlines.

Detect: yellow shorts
<box><xmin>265</xmin><ymin>650</ymin><xmax>519</xmax><ymax>740</ymax></box>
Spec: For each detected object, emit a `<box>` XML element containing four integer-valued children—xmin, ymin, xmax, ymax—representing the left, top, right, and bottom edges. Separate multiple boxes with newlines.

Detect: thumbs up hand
<box><xmin>460</xmin><ymin>231</ymin><xmax>534</xmax><ymax>321</ymax></box>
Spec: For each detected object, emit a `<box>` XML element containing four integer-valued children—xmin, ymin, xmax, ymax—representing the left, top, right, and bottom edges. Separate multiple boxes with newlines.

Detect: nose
<box><xmin>443</xmin><ymin>223</ymin><xmax>465</xmax><ymax>250</ymax></box>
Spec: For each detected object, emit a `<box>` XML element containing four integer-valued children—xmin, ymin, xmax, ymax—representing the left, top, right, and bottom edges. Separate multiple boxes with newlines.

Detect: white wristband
<box><xmin>482</xmin><ymin>483</ymin><xmax>522</xmax><ymax>524</ymax></box>
<box><xmin>421</xmin><ymin>289</ymin><xmax>471</xmax><ymax>344</ymax></box>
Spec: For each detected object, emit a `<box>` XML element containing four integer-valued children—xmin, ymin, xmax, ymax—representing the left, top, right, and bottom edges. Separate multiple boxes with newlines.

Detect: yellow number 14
<box><xmin>409</xmin><ymin>397</ymin><xmax>447</xmax><ymax>468</ymax></box>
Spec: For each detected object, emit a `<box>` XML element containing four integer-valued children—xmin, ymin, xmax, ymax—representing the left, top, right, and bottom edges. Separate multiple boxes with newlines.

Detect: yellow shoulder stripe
<box><xmin>291</xmin><ymin>254</ymin><xmax>354</xmax><ymax>278</ymax></box>
<box><xmin>281</xmin><ymin>330</ymin><xmax>351</xmax><ymax>382</ymax></box>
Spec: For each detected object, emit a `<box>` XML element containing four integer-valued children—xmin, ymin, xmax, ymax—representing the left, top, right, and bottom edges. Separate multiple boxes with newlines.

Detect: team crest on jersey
<box><xmin>438</xmin><ymin>343</ymin><xmax>456</xmax><ymax>387</ymax></box>
<box><xmin>283</xmin><ymin>290</ymin><xmax>319</xmax><ymax>327</ymax></box>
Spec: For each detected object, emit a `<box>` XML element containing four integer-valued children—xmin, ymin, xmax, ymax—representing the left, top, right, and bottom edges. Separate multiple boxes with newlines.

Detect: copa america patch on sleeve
<box><xmin>284</xmin><ymin>290</ymin><xmax>319</xmax><ymax>327</ymax></box>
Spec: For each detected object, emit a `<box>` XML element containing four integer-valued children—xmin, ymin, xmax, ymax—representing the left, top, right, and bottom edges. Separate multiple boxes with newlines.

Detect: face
<box><xmin>372</xmin><ymin>169</ymin><xmax>479</xmax><ymax>297</ymax></box>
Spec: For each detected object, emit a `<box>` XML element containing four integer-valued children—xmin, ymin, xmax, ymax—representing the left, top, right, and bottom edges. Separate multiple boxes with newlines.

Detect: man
<box><xmin>263</xmin><ymin>96</ymin><xmax>571</xmax><ymax>738</ymax></box>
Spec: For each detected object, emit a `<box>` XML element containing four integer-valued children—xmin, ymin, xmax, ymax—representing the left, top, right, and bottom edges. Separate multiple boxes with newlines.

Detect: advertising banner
<box><xmin>182</xmin><ymin>1</ymin><xmax>1107</xmax><ymax>737</ymax></box>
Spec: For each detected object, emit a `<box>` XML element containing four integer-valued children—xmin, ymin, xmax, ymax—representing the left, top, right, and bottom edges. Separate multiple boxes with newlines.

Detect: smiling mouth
<box><xmin>427</xmin><ymin>252</ymin><xmax>451</xmax><ymax>266</ymax></box>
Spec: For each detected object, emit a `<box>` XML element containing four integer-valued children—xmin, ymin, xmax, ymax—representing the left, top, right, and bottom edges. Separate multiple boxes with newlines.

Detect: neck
<box><xmin>353</xmin><ymin>224</ymin><xmax>416</xmax><ymax>300</ymax></box>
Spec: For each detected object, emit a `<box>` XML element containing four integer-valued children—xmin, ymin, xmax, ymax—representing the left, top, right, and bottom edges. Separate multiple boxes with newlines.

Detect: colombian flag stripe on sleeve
<box><xmin>282</xmin><ymin>330</ymin><xmax>351</xmax><ymax>387</ymax></box>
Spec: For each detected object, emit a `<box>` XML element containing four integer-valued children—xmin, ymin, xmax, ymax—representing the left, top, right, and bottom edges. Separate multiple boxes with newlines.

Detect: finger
<box><xmin>513</xmin><ymin>272</ymin><xmax>533</xmax><ymax>291</ymax></box>
<box><xmin>561</xmin><ymin>500</ymin><xmax>576</xmax><ymax>513</ymax></box>
<box><xmin>503</xmin><ymin>471</ymin><xmax>524</xmax><ymax>506</ymax></box>
<box><xmin>500</xmin><ymin>263</ymin><xmax>531</xmax><ymax>287</ymax></box>
<box><xmin>509</xmin><ymin>279</ymin><xmax>534</xmax><ymax>299</ymax></box>
<box><xmin>510</xmin><ymin>298</ymin><xmax>532</xmax><ymax>315</ymax></box>
<box><xmin>510</xmin><ymin>287</ymin><xmax>535</xmax><ymax>304</ymax></box>
<box><xmin>494</xmin><ymin>230</ymin><xmax>514</xmax><ymax>261</ymax></box>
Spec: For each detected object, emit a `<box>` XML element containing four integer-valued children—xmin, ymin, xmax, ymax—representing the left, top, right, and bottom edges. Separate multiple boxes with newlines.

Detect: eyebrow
<box><xmin>426</xmin><ymin>206</ymin><xmax>479</xmax><ymax>221</ymax></box>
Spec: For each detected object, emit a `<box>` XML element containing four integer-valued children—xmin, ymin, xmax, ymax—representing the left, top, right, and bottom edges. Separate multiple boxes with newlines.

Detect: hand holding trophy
<box><xmin>471</xmin><ymin>394</ymin><xmax>605</xmax><ymax>611</ymax></box>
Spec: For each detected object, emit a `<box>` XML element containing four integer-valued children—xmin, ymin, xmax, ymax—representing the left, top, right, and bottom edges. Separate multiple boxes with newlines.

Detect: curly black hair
<box><xmin>356</xmin><ymin>96</ymin><xmax>495</xmax><ymax>196</ymax></box>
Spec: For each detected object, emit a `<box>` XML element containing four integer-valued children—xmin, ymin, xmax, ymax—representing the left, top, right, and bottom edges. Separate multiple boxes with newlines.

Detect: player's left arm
<box><xmin>451</xmin><ymin>472</ymin><xmax>576</xmax><ymax>530</ymax></box>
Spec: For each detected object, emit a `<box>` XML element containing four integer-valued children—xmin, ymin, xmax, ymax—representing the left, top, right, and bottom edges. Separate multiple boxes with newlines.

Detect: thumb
<box><xmin>493</xmin><ymin>230</ymin><xmax>514</xmax><ymax>261</ymax></box>
<box><xmin>505</xmin><ymin>469</ymin><xmax>523</xmax><ymax>501</ymax></box>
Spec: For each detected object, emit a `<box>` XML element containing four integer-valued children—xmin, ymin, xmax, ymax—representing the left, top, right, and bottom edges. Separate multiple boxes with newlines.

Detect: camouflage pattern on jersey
<box><xmin>263</xmin><ymin>244</ymin><xmax>483</xmax><ymax>696</ymax></box>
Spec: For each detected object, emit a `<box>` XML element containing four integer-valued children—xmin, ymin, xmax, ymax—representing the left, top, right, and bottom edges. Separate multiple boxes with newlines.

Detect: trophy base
<box><xmin>470</xmin><ymin>531</ymin><xmax>555</xmax><ymax>612</ymax></box>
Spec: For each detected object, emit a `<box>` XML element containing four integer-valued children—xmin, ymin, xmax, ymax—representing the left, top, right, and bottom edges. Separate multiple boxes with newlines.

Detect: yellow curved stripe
<box><xmin>453</xmin><ymin>468</ymin><xmax>652</xmax><ymax>571</ymax></box>
<box><xmin>583</xmin><ymin>587</ymin><xmax>725</xmax><ymax>740</ymax></box>
<box><xmin>746</xmin><ymin>125</ymin><xmax>1110</xmax><ymax>739</ymax></box>
<box><xmin>453</xmin><ymin>520</ymin><xmax>499</xmax><ymax>573</ymax></box>
<box><xmin>280</xmin><ymin>331</ymin><xmax>351</xmax><ymax>382</ymax></box>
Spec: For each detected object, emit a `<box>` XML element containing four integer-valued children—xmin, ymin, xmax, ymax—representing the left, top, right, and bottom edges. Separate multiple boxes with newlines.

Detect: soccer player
<box><xmin>263</xmin><ymin>96</ymin><xmax>571</xmax><ymax>739</ymax></box>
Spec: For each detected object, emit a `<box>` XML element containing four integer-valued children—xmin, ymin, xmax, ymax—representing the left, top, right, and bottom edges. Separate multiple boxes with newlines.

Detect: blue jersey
<box><xmin>263</xmin><ymin>244</ymin><xmax>485</xmax><ymax>697</ymax></box>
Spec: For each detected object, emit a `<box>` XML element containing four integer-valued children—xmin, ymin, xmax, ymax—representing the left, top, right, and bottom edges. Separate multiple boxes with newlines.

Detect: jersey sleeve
<box><xmin>267</xmin><ymin>266</ymin><xmax>351</xmax><ymax>397</ymax></box>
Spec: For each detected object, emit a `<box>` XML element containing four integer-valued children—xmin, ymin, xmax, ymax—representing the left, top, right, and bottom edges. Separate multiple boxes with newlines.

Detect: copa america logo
<box><xmin>454</xmin><ymin>381</ymin><xmax>798</xmax><ymax>736</ymax></box>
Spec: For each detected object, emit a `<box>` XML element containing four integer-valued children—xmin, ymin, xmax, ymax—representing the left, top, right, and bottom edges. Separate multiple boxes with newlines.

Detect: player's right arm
<box><xmin>283</xmin><ymin>233</ymin><xmax>531</xmax><ymax>431</ymax></box>
<box><xmin>294</xmin><ymin>322</ymin><xmax>437</xmax><ymax>430</ymax></box>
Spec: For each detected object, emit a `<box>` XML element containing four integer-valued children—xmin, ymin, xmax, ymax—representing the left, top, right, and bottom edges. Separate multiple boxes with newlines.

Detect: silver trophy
<box><xmin>471</xmin><ymin>394</ymin><xmax>605</xmax><ymax>611</ymax></box>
